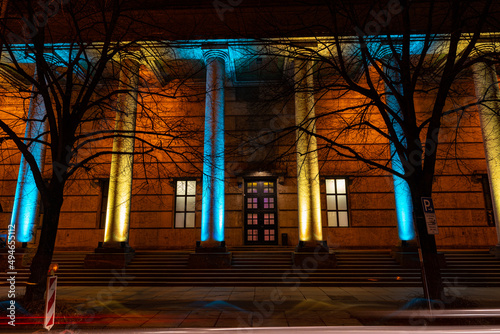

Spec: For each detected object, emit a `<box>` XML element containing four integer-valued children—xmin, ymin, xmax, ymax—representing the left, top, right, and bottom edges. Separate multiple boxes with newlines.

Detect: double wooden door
<box><xmin>244</xmin><ymin>179</ymin><xmax>278</xmax><ymax>245</ymax></box>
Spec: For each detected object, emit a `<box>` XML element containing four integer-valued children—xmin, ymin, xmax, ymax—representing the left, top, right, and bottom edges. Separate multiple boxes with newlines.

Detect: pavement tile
<box><xmin>7</xmin><ymin>285</ymin><xmax>500</xmax><ymax>329</ymax></box>
<box><xmin>120</xmin><ymin>310</ymin><xmax>160</xmax><ymax>318</ymax></box>
<box><xmin>233</xmin><ymin>287</ymin><xmax>256</xmax><ymax>292</ymax></box>
<box><xmin>141</xmin><ymin>317</ymin><xmax>183</xmax><ymax>328</ymax></box>
<box><xmin>168</xmin><ymin>287</ymin><xmax>194</xmax><ymax>291</ymax></box>
<box><xmin>285</xmin><ymin>311</ymin><xmax>323</xmax><ymax>320</ymax></box>
<box><xmin>254</xmin><ymin>318</ymin><xmax>289</xmax><ymax>327</ymax></box>
<box><xmin>187</xmin><ymin>310</ymin><xmax>222</xmax><ymax>318</ymax></box>
<box><xmin>278</xmin><ymin>287</ymin><xmax>301</xmax><ymax>292</ymax></box>
<box><xmin>298</xmin><ymin>287</ymin><xmax>323</xmax><ymax>292</ymax></box>
<box><xmin>317</xmin><ymin>310</ymin><xmax>352</xmax><ymax>318</ymax></box>
<box><xmin>287</xmin><ymin>318</ymin><xmax>326</xmax><ymax>326</ymax></box>
<box><xmin>212</xmin><ymin>287</ymin><xmax>234</xmax><ymax>291</ymax></box>
<box><xmin>205</xmin><ymin>292</ymin><xmax>232</xmax><ymax>296</ymax></box>
<box><xmin>229</xmin><ymin>294</ymin><xmax>255</xmax><ymax>301</ymax></box>
<box><xmin>179</xmin><ymin>318</ymin><xmax>218</xmax><ymax>328</ymax></box>
<box><xmin>304</xmin><ymin>296</ymin><xmax>332</xmax><ymax>301</ymax></box>
<box><xmin>152</xmin><ymin>310</ymin><xmax>191</xmax><ymax>319</ymax></box>
<box><xmin>215</xmin><ymin>318</ymin><xmax>250</xmax><ymax>327</ymax></box>
<box><xmin>322</xmin><ymin>318</ymin><xmax>363</xmax><ymax>326</ymax></box>
<box><xmin>328</xmin><ymin>295</ymin><xmax>358</xmax><ymax>301</ymax></box>
<box><xmin>351</xmin><ymin>294</ymin><xmax>387</xmax><ymax>302</ymax></box>
<box><xmin>219</xmin><ymin>311</ymin><xmax>253</xmax><ymax>319</ymax></box>
<box><xmin>280</xmin><ymin>295</ymin><xmax>306</xmax><ymax>301</ymax></box>
<box><xmin>203</xmin><ymin>296</ymin><xmax>231</xmax><ymax>301</ymax></box>
<box><xmin>106</xmin><ymin>317</ymin><xmax>150</xmax><ymax>328</ymax></box>
<box><xmin>69</xmin><ymin>316</ymin><xmax>119</xmax><ymax>328</ymax></box>
<box><xmin>260</xmin><ymin>311</ymin><xmax>287</xmax><ymax>319</ymax></box>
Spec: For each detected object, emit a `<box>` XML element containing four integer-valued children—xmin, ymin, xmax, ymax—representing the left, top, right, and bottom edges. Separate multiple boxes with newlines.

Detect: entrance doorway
<box><xmin>244</xmin><ymin>179</ymin><xmax>278</xmax><ymax>245</ymax></box>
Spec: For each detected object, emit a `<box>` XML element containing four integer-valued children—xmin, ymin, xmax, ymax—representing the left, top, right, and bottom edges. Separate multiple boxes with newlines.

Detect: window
<box><xmin>97</xmin><ymin>179</ymin><xmax>109</xmax><ymax>229</ymax></box>
<box><xmin>326</xmin><ymin>178</ymin><xmax>349</xmax><ymax>227</ymax></box>
<box><xmin>175</xmin><ymin>180</ymin><xmax>196</xmax><ymax>228</ymax></box>
<box><xmin>480</xmin><ymin>174</ymin><xmax>495</xmax><ymax>227</ymax></box>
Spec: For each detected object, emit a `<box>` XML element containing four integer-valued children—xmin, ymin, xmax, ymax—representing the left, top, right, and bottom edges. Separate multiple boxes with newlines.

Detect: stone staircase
<box><xmin>2</xmin><ymin>249</ymin><xmax>500</xmax><ymax>287</ymax></box>
<box><xmin>441</xmin><ymin>250</ymin><xmax>500</xmax><ymax>287</ymax></box>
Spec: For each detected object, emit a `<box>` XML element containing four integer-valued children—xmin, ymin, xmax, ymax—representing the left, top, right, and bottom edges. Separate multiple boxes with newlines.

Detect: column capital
<box><xmin>202</xmin><ymin>48</ymin><xmax>230</xmax><ymax>64</ymax></box>
<box><xmin>116</xmin><ymin>49</ymin><xmax>143</xmax><ymax>65</ymax></box>
<box><xmin>378</xmin><ymin>43</ymin><xmax>402</xmax><ymax>59</ymax></box>
<box><xmin>471</xmin><ymin>42</ymin><xmax>500</xmax><ymax>59</ymax></box>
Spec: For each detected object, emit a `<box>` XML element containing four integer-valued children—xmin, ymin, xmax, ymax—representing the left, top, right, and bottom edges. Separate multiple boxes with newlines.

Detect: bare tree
<box><xmin>0</xmin><ymin>0</ymin><xmax>200</xmax><ymax>304</ymax></box>
<box><xmin>231</xmin><ymin>0</ymin><xmax>500</xmax><ymax>300</ymax></box>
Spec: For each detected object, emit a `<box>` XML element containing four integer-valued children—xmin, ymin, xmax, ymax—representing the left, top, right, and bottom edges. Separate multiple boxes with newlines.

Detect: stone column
<box><xmin>292</xmin><ymin>58</ymin><xmax>335</xmax><ymax>268</ymax></box>
<box><xmin>85</xmin><ymin>57</ymin><xmax>139</xmax><ymax>269</ymax></box>
<box><xmin>10</xmin><ymin>86</ymin><xmax>46</xmax><ymax>241</ymax></box>
<box><xmin>384</xmin><ymin>62</ymin><xmax>416</xmax><ymax>243</ymax></box>
<box><xmin>103</xmin><ymin>57</ymin><xmax>140</xmax><ymax>246</ymax></box>
<box><xmin>200</xmin><ymin>50</ymin><xmax>227</xmax><ymax>248</ymax></box>
<box><xmin>472</xmin><ymin>61</ymin><xmax>500</xmax><ymax>256</ymax></box>
<box><xmin>294</xmin><ymin>59</ymin><xmax>323</xmax><ymax>246</ymax></box>
<box><xmin>189</xmin><ymin>49</ymin><xmax>231</xmax><ymax>268</ymax></box>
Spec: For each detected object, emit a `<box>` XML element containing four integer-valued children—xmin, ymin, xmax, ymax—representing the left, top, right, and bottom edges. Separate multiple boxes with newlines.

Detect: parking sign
<box><xmin>421</xmin><ymin>197</ymin><xmax>439</xmax><ymax>235</ymax></box>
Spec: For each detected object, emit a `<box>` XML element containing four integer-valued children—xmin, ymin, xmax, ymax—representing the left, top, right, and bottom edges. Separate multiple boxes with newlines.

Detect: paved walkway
<box><xmin>2</xmin><ymin>286</ymin><xmax>500</xmax><ymax>330</ymax></box>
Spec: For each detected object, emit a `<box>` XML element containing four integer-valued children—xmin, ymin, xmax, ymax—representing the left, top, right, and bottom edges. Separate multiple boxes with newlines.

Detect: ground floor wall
<box><xmin>3</xmin><ymin>170</ymin><xmax>493</xmax><ymax>251</ymax></box>
<box><xmin>0</xmin><ymin>81</ymin><xmax>496</xmax><ymax>251</ymax></box>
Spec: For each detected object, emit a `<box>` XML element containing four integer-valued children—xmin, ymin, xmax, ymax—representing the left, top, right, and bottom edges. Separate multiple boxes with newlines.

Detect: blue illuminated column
<box><xmin>472</xmin><ymin>61</ymin><xmax>500</xmax><ymax>250</ymax></box>
<box><xmin>201</xmin><ymin>50</ymin><xmax>228</xmax><ymax>247</ymax></box>
<box><xmin>103</xmin><ymin>57</ymin><xmax>140</xmax><ymax>246</ymax></box>
<box><xmin>384</xmin><ymin>60</ymin><xmax>416</xmax><ymax>242</ymax></box>
<box><xmin>294</xmin><ymin>59</ymin><xmax>323</xmax><ymax>244</ymax></box>
<box><xmin>9</xmin><ymin>88</ymin><xmax>47</xmax><ymax>243</ymax></box>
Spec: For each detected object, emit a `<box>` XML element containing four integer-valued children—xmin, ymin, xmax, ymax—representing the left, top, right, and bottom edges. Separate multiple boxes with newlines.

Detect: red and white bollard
<box><xmin>44</xmin><ymin>264</ymin><xmax>58</xmax><ymax>331</ymax></box>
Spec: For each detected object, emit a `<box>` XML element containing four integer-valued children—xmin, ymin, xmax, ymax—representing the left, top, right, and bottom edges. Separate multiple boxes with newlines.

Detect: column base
<box><xmin>391</xmin><ymin>242</ymin><xmax>446</xmax><ymax>268</ymax></box>
<box><xmin>293</xmin><ymin>241</ymin><xmax>336</xmax><ymax>269</ymax></box>
<box><xmin>490</xmin><ymin>244</ymin><xmax>500</xmax><ymax>258</ymax></box>
<box><xmin>84</xmin><ymin>241</ymin><xmax>135</xmax><ymax>269</ymax></box>
<box><xmin>0</xmin><ymin>247</ymin><xmax>30</xmax><ymax>272</ymax></box>
<box><xmin>188</xmin><ymin>242</ymin><xmax>232</xmax><ymax>268</ymax></box>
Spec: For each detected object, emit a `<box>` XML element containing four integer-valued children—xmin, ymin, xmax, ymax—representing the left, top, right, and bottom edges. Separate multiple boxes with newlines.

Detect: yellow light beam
<box><xmin>104</xmin><ymin>58</ymin><xmax>140</xmax><ymax>244</ymax></box>
<box><xmin>295</xmin><ymin>59</ymin><xmax>323</xmax><ymax>243</ymax></box>
<box><xmin>473</xmin><ymin>61</ymin><xmax>500</xmax><ymax>245</ymax></box>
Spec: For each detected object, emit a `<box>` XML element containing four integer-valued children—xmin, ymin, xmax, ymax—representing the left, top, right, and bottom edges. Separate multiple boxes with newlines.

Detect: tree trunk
<box><xmin>23</xmin><ymin>189</ymin><xmax>63</xmax><ymax>304</ymax></box>
<box><xmin>410</xmin><ymin>180</ymin><xmax>444</xmax><ymax>301</ymax></box>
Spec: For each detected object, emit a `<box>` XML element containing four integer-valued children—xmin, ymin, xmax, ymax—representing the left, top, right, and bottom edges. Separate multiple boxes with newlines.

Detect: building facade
<box><xmin>0</xmin><ymin>35</ymin><xmax>499</xmax><ymax>252</ymax></box>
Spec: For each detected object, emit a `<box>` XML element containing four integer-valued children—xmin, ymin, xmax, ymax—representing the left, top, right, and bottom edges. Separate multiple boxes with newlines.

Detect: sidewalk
<box><xmin>2</xmin><ymin>286</ymin><xmax>500</xmax><ymax>330</ymax></box>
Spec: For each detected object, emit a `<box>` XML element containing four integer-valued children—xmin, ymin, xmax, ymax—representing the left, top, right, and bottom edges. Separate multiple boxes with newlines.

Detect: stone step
<box><xmin>3</xmin><ymin>249</ymin><xmax>499</xmax><ymax>288</ymax></box>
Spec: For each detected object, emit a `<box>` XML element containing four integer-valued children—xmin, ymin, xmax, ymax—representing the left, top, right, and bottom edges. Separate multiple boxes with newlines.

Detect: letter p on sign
<box><xmin>421</xmin><ymin>197</ymin><xmax>439</xmax><ymax>235</ymax></box>
<box><xmin>422</xmin><ymin>198</ymin><xmax>433</xmax><ymax>212</ymax></box>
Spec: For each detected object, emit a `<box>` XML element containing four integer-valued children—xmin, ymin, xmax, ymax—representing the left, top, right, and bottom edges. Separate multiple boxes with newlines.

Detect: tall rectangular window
<box><xmin>97</xmin><ymin>179</ymin><xmax>109</xmax><ymax>229</ymax></box>
<box><xmin>175</xmin><ymin>180</ymin><xmax>196</xmax><ymax>228</ymax></box>
<box><xmin>326</xmin><ymin>178</ymin><xmax>349</xmax><ymax>227</ymax></box>
<box><xmin>480</xmin><ymin>174</ymin><xmax>495</xmax><ymax>227</ymax></box>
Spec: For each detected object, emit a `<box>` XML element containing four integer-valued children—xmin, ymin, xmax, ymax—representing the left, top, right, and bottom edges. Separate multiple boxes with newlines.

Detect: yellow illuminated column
<box><xmin>295</xmin><ymin>59</ymin><xmax>323</xmax><ymax>244</ymax></box>
<box><xmin>473</xmin><ymin>61</ymin><xmax>500</xmax><ymax>250</ymax></box>
<box><xmin>104</xmin><ymin>58</ymin><xmax>140</xmax><ymax>245</ymax></box>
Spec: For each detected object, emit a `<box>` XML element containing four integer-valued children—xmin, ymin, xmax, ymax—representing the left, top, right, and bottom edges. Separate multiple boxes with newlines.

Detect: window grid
<box><xmin>174</xmin><ymin>180</ymin><xmax>196</xmax><ymax>228</ymax></box>
<box><xmin>326</xmin><ymin>178</ymin><xmax>349</xmax><ymax>227</ymax></box>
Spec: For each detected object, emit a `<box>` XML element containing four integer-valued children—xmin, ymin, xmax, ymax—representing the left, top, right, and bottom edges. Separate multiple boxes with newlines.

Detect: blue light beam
<box><xmin>385</xmin><ymin>61</ymin><xmax>416</xmax><ymax>241</ymax></box>
<box><xmin>201</xmin><ymin>55</ymin><xmax>226</xmax><ymax>243</ymax></box>
<box><xmin>9</xmin><ymin>93</ymin><xmax>46</xmax><ymax>243</ymax></box>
